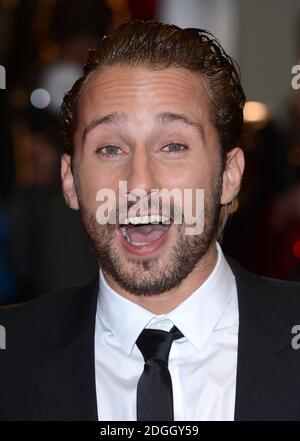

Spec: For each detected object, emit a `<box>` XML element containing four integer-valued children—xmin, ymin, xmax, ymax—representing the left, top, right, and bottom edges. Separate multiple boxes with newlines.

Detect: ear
<box><xmin>61</xmin><ymin>154</ymin><xmax>79</xmax><ymax>210</ymax></box>
<box><xmin>220</xmin><ymin>147</ymin><xmax>245</xmax><ymax>205</ymax></box>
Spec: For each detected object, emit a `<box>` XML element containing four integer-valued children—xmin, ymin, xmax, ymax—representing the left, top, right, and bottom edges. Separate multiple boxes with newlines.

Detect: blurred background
<box><xmin>1</xmin><ymin>0</ymin><xmax>300</xmax><ymax>305</ymax></box>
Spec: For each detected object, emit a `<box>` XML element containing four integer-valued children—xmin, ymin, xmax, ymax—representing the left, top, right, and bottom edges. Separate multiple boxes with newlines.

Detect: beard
<box><xmin>79</xmin><ymin>176</ymin><xmax>222</xmax><ymax>296</ymax></box>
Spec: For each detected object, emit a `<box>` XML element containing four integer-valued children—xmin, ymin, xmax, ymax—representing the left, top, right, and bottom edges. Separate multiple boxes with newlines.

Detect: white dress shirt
<box><xmin>94</xmin><ymin>241</ymin><xmax>239</xmax><ymax>421</ymax></box>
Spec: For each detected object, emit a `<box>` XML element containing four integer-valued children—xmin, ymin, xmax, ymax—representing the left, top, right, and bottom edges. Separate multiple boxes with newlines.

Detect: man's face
<box><xmin>62</xmin><ymin>65</ymin><xmax>243</xmax><ymax>295</ymax></box>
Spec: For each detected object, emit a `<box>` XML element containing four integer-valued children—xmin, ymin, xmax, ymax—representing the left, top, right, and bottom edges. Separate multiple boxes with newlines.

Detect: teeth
<box><xmin>129</xmin><ymin>240</ymin><xmax>148</xmax><ymax>246</ymax></box>
<box><xmin>120</xmin><ymin>226</ymin><xmax>129</xmax><ymax>240</ymax></box>
<box><xmin>119</xmin><ymin>214</ymin><xmax>171</xmax><ymax>246</ymax></box>
<box><xmin>119</xmin><ymin>227</ymin><xmax>148</xmax><ymax>246</ymax></box>
<box><xmin>123</xmin><ymin>215</ymin><xmax>170</xmax><ymax>225</ymax></box>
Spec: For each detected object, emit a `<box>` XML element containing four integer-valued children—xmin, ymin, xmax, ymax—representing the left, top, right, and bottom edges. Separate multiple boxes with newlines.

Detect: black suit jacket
<box><xmin>1</xmin><ymin>256</ymin><xmax>300</xmax><ymax>421</ymax></box>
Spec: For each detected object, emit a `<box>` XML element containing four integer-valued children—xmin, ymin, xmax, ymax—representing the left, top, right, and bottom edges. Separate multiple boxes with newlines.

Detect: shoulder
<box><xmin>257</xmin><ymin>272</ymin><xmax>300</xmax><ymax>321</ymax></box>
<box><xmin>0</xmin><ymin>279</ymin><xmax>97</xmax><ymax>350</ymax></box>
<box><xmin>226</xmin><ymin>254</ymin><xmax>300</xmax><ymax>320</ymax></box>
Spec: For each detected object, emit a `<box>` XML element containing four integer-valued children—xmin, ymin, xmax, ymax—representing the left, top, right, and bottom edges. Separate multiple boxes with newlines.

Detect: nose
<box><xmin>126</xmin><ymin>146</ymin><xmax>158</xmax><ymax>196</ymax></box>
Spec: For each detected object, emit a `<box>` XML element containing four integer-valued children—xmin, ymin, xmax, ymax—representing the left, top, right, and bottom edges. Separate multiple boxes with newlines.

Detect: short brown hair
<box><xmin>60</xmin><ymin>19</ymin><xmax>245</xmax><ymax>158</ymax></box>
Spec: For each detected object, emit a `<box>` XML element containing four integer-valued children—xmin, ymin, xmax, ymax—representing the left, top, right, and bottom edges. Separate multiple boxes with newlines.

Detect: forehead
<box><xmin>77</xmin><ymin>65</ymin><xmax>213</xmax><ymax>126</ymax></box>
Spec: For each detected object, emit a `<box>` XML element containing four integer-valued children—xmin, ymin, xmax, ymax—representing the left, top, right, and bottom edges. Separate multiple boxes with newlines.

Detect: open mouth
<box><xmin>118</xmin><ymin>214</ymin><xmax>173</xmax><ymax>248</ymax></box>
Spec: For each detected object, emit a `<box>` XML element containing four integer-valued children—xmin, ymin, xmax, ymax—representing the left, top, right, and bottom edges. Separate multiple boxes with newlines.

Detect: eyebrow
<box><xmin>82</xmin><ymin>111</ymin><xmax>206</xmax><ymax>145</ymax></box>
<box><xmin>82</xmin><ymin>112</ymin><xmax>127</xmax><ymax>144</ymax></box>
<box><xmin>154</xmin><ymin>112</ymin><xmax>206</xmax><ymax>142</ymax></box>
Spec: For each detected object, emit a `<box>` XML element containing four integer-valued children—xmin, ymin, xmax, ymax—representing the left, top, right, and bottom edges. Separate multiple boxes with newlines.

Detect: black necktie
<box><xmin>136</xmin><ymin>324</ymin><xmax>184</xmax><ymax>421</ymax></box>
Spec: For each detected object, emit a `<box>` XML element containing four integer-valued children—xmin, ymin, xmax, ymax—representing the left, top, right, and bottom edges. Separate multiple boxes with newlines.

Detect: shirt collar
<box><xmin>97</xmin><ymin>241</ymin><xmax>236</xmax><ymax>355</ymax></box>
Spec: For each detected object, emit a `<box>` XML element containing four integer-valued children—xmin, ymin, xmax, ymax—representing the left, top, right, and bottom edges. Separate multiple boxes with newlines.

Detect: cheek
<box><xmin>76</xmin><ymin>169</ymin><xmax>102</xmax><ymax>210</ymax></box>
<box><xmin>77</xmin><ymin>165</ymin><xmax>123</xmax><ymax>215</ymax></box>
<box><xmin>172</xmin><ymin>163</ymin><xmax>211</xmax><ymax>191</ymax></box>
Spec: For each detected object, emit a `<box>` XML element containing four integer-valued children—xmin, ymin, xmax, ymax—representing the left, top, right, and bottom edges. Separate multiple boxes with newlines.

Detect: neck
<box><xmin>102</xmin><ymin>242</ymin><xmax>218</xmax><ymax>315</ymax></box>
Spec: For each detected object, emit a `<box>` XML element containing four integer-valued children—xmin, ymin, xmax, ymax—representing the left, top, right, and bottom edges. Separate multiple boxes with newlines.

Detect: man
<box><xmin>1</xmin><ymin>20</ymin><xmax>300</xmax><ymax>421</ymax></box>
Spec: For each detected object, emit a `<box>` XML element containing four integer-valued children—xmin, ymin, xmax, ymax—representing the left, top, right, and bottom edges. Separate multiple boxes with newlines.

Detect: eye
<box><xmin>95</xmin><ymin>145</ymin><xmax>122</xmax><ymax>158</ymax></box>
<box><xmin>161</xmin><ymin>143</ymin><xmax>187</xmax><ymax>154</ymax></box>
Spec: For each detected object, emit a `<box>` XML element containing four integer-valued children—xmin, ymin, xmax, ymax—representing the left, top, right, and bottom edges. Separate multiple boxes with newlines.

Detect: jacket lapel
<box><xmin>36</xmin><ymin>277</ymin><xmax>99</xmax><ymax>421</ymax></box>
<box><xmin>227</xmin><ymin>257</ymin><xmax>300</xmax><ymax>420</ymax></box>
